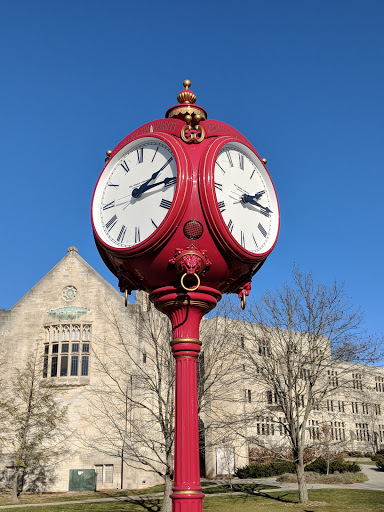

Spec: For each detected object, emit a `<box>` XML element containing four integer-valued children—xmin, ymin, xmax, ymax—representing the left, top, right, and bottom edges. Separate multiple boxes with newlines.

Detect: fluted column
<box><xmin>150</xmin><ymin>286</ymin><xmax>221</xmax><ymax>512</ymax></box>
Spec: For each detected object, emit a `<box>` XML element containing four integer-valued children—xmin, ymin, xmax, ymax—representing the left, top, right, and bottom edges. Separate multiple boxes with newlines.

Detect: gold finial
<box><xmin>177</xmin><ymin>79</ymin><xmax>196</xmax><ymax>104</ymax></box>
<box><xmin>105</xmin><ymin>150</ymin><xmax>112</xmax><ymax>163</ymax></box>
<box><xmin>261</xmin><ymin>158</ymin><xmax>267</xmax><ymax>164</ymax></box>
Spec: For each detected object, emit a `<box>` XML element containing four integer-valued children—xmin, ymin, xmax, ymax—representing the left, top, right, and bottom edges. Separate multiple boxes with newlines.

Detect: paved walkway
<box><xmin>0</xmin><ymin>465</ymin><xmax>382</xmax><ymax>510</ymax></box>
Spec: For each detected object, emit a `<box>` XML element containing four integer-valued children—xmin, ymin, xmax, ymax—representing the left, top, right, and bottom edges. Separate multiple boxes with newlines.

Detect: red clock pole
<box><xmin>150</xmin><ymin>285</ymin><xmax>221</xmax><ymax>511</ymax></box>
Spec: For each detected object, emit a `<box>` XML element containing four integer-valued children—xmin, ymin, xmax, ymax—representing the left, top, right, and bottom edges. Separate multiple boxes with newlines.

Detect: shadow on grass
<box><xmin>95</xmin><ymin>491</ymin><xmax>162</xmax><ymax>512</ymax></box>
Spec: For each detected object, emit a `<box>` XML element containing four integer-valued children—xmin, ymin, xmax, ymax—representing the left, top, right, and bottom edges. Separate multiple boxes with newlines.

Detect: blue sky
<box><xmin>1</xmin><ymin>1</ymin><xmax>383</xmax><ymax>336</ymax></box>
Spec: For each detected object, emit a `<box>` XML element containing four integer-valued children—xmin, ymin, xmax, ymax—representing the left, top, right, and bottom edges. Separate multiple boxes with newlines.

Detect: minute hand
<box><xmin>132</xmin><ymin>157</ymin><xmax>173</xmax><ymax>198</ymax></box>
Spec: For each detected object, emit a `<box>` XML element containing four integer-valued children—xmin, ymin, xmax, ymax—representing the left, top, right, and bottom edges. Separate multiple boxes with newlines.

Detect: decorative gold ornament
<box><xmin>170</xmin><ymin>338</ymin><xmax>202</xmax><ymax>346</ymax></box>
<box><xmin>261</xmin><ymin>158</ymin><xmax>267</xmax><ymax>164</ymax></box>
<box><xmin>181</xmin><ymin>124</ymin><xmax>205</xmax><ymax>144</ymax></box>
<box><xmin>166</xmin><ymin>80</ymin><xmax>208</xmax><ymax>123</ymax></box>
<box><xmin>105</xmin><ymin>150</ymin><xmax>112</xmax><ymax>163</ymax></box>
<box><xmin>177</xmin><ymin>79</ymin><xmax>196</xmax><ymax>104</ymax></box>
<box><xmin>181</xmin><ymin>272</ymin><xmax>201</xmax><ymax>292</ymax></box>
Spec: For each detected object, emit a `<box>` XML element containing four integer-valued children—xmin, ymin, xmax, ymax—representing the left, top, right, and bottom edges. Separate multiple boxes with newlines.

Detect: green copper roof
<box><xmin>47</xmin><ymin>307</ymin><xmax>89</xmax><ymax>320</ymax></box>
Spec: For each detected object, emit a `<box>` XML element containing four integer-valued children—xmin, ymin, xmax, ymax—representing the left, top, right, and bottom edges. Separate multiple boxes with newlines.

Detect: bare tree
<box><xmin>235</xmin><ymin>266</ymin><xmax>381</xmax><ymax>503</ymax></box>
<box><xmin>3</xmin><ymin>349</ymin><xmax>68</xmax><ymax>503</ymax></box>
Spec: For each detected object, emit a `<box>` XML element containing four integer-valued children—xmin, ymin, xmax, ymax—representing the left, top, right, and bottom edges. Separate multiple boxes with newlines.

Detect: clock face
<box><xmin>212</xmin><ymin>141</ymin><xmax>279</xmax><ymax>256</ymax></box>
<box><xmin>92</xmin><ymin>137</ymin><xmax>178</xmax><ymax>249</ymax></box>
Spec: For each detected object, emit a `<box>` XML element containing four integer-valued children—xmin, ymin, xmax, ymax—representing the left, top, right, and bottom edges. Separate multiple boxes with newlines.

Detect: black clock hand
<box><xmin>133</xmin><ymin>176</ymin><xmax>176</xmax><ymax>195</ymax></box>
<box><xmin>242</xmin><ymin>193</ymin><xmax>272</xmax><ymax>215</ymax></box>
<box><xmin>132</xmin><ymin>157</ymin><xmax>173</xmax><ymax>198</ymax></box>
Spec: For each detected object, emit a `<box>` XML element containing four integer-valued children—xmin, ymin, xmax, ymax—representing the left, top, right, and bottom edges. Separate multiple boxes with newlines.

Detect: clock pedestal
<box><xmin>150</xmin><ymin>286</ymin><xmax>222</xmax><ymax>511</ymax></box>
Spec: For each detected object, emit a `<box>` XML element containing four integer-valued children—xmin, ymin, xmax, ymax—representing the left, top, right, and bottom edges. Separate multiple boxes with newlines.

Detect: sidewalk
<box><xmin>0</xmin><ymin>465</ymin><xmax>382</xmax><ymax>510</ymax></box>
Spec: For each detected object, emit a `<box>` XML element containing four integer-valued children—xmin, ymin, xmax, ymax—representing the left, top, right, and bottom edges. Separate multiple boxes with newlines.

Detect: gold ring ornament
<box><xmin>240</xmin><ymin>290</ymin><xmax>246</xmax><ymax>310</ymax></box>
<box><xmin>125</xmin><ymin>289</ymin><xmax>128</xmax><ymax>307</ymax></box>
<box><xmin>181</xmin><ymin>272</ymin><xmax>201</xmax><ymax>292</ymax></box>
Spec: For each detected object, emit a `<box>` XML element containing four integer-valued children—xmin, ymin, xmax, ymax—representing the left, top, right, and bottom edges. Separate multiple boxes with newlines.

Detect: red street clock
<box><xmin>91</xmin><ymin>81</ymin><xmax>280</xmax><ymax>512</ymax></box>
<box><xmin>91</xmin><ymin>80</ymin><xmax>280</xmax><ymax>304</ymax></box>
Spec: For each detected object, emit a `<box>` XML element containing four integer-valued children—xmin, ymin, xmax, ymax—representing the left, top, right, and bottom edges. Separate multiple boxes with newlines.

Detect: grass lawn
<box><xmin>0</xmin><ymin>489</ymin><xmax>383</xmax><ymax>512</ymax></box>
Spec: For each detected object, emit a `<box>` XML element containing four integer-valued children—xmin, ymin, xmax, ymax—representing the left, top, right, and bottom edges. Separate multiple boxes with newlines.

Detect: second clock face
<box><xmin>93</xmin><ymin>138</ymin><xmax>178</xmax><ymax>249</ymax></box>
<box><xmin>213</xmin><ymin>142</ymin><xmax>279</xmax><ymax>255</ymax></box>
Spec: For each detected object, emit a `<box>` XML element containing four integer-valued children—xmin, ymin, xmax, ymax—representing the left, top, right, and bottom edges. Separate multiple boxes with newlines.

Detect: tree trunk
<box><xmin>161</xmin><ymin>474</ymin><xmax>173</xmax><ymax>512</ymax></box>
<box><xmin>11</xmin><ymin>472</ymin><xmax>19</xmax><ymax>503</ymax></box>
<box><xmin>295</xmin><ymin>459</ymin><xmax>308</xmax><ymax>504</ymax></box>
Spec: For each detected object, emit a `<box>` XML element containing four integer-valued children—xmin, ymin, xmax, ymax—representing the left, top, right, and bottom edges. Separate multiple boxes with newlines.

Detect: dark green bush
<box><xmin>235</xmin><ymin>461</ymin><xmax>295</xmax><ymax>478</ymax></box>
<box><xmin>235</xmin><ymin>457</ymin><xmax>361</xmax><ymax>478</ymax></box>
<box><xmin>375</xmin><ymin>455</ymin><xmax>384</xmax><ymax>471</ymax></box>
<box><xmin>305</xmin><ymin>457</ymin><xmax>360</xmax><ymax>474</ymax></box>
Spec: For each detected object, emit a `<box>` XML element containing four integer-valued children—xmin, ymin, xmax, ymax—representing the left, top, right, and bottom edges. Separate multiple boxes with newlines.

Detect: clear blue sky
<box><xmin>1</xmin><ymin>1</ymin><xmax>383</xmax><ymax>336</ymax></box>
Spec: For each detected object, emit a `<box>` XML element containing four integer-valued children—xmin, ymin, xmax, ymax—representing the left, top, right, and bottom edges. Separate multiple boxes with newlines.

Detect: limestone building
<box><xmin>0</xmin><ymin>247</ymin><xmax>383</xmax><ymax>492</ymax></box>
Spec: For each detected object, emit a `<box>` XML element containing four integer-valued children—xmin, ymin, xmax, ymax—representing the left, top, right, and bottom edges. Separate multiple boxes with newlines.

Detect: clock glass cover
<box><xmin>93</xmin><ymin>137</ymin><xmax>178</xmax><ymax>249</ymax></box>
<box><xmin>213</xmin><ymin>141</ymin><xmax>279</xmax><ymax>255</ymax></box>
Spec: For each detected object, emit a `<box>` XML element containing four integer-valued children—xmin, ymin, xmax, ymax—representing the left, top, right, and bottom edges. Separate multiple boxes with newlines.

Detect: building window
<box><xmin>300</xmin><ymin>368</ymin><xmax>311</xmax><ymax>381</ymax></box>
<box><xmin>362</xmin><ymin>403</ymin><xmax>369</xmax><ymax>415</ymax></box>
<box><xmin>328</xmin><ymin>370</ymin><xmax>338</xmax><ymax>387</ymax></box>
<box><xmin>375</xmin><ymin>377</ymin><xmax>384</xmax><ymax>392</ymax></box>
<box><xmin>95</xmin><ymin>464</ymin><xmax>113</xmax><ymax>485</ymax></box>
<box><xmin>142</xmin><ymin>352</ymin><xmax>147</xmax><ymax>364</ymax></box>
<box><xmin>258</xmin><ymin>339</ymin><xmax>270</xmax><ymax>357</ymax></box>
<box><xmin>255</xmin><ymin>417</ymin><xmax>275</xmax><ymax>436</ymax></box>
<box><xmin>352</xmin><ymin>401</ymin><xmax>359</xmax><ymax>414</ymax></box>
<box><xmin>240</xmin><ymin>336</ymin><xmax>245</xmax><ymax>349</ymax></box>
<box><xmin>267</xmin><ymin>391</ymin><xmax>278</xmax><ymax>405</ymax></box>
<box><xmin>105</xmin><ymin>465</ymin><xmax>113</xmax><ymax>483</ymax></box>
<box><xmin>308</xmin><ymin>420</ymin><xmax>319</xmax><ymax>440</ymax></box>
<box><xmin>355</xmin><ymin>423</ymin><xmax>370</xmax><ymax>441</ymax></box>
<box><xmin>352</xmin><ymin>373</ymin><xmax>362</xmax><ymax>390</ymax></box>
<box><xmin>331</xmin><ymin>421</ymin><xmax>345</xmax><ymax>441</ymax></box>
<box><xmin>244</xmin><ymin>389</ymin><xmax>252</xmax><ymax>403</ymax></box>
<box><xmin>327</xmin><ymin>400</ymin><xmax>334</xmax><ymax>412</ymax></box>
<box><xmin>338</xmin><ymin>401</ymin><xmax>345</xmax><ymax>413</ymax></box>
<box><xmin>375</xmin><ymin>404</ymin><xmax>381</xmax><ymax>415</ymax></box>
<box><xmin>43</xmin><ymin>323</ymin><xmax>91</xmax><ymax>379</ymax></box>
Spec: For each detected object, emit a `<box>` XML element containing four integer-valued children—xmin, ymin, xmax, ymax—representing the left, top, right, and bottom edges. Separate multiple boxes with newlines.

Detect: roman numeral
<box><xmin>137</xmin><ymin>148</ymin><xmax>143</xmax><ymax>164</ymax></box>
<box><xmin>165</xmin><ymin>177</ymin><xmax>177</xmax><ymax>187</ymax></box>
<box><xmin>117</xmin><ymin>225</ymin><xmax>126</xmax><ymax>242</ymax></box>
<box><xmin>252</xmin><ymin>233</ymin><xmax>258</xmax><ymax>248</ymax></box>
<box><xmin>218</xmin><ymin>201</ymin><xmax>226</xmax><ymax>213</ymax></box>
<box><xmin>260</xmin><ymin>207</ymin><xmax>271</xmax><ymax>217</ymax></box>
<box><xmin>151</xmin><ymin>218</ymin><xmax>158</xmax><ymax>229</ymax></box>
<box><xmin>105</xmin><ymin>215</ymin><xmax>118</xmax><ymax>231</ymax></box>
<box><xmin>227</xmin><ymin>219</ymin><xmax>234</xmax><ymax>233</ymax></box>
<box><xmin>102</xmin><ymin>201</ymin><xmax>115</xmax><ymax>210</ymax></box>
<box><xmin>160</xmin><ymin>199</ymin><xmax>172</xmax><ymax>209</ymax></box>
<box><xmin>215</xmin><ymin>182</ymin><xmax>223</xmax><ymax>191</ymax></box>
<box><xmin>152</xmin><ymin>147</ymin><xmax>159</xmax><ymax>162</ymax></box>
<box><xmin>240</xmin><ymin>230</ymin><xmax>246</xmax><ymax>247</ymax></box>
<box><xmin>226</xmin><ymin>151</ymin><xmax>233</xmax><ymax>167</ymax></box>
<box><xmin>121</xmin><ymin>160</ymin><xmax>130</xmax><ymax>173</ymax></box>
<box><xmin>216</xmin><ymin>162</ymin><xmax>225</xmax><ymax>174</ymax></box>
<box><xmin>239</xmin><ymin>154</ymin><xmax>244</xmax><ymax>170</ymax></box>
<box><xmin>258</xmin><ymin>222</ymin><xmax>267</xmax><ymax>238</ymax></box>
<box><xmin>135</xmin><ymin>227</ymin><xmax>140</xmax><ymax>243</ymax></box>
<box><xmin>107</xmin><ymin>182</ymin><xmax>119</xmax><ymax>188</ymax></box>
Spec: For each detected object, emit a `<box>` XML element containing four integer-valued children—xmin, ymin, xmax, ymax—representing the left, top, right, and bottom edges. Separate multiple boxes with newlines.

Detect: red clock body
<box><xmin>91</xmin><ymin>117</ymin><xmax>279</xmax><ymax>296</ymax></box>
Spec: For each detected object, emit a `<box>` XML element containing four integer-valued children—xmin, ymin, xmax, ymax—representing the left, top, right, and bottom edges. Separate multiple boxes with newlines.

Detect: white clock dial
<box><xmin>93</xmin><ymin>138</ymin><xmax>177</xmax><ymax>249</ymax></box>
<box><xmin>214</xmin><ymin>142</ymin><xmax>279</xmax><ymax>255</ymax></box>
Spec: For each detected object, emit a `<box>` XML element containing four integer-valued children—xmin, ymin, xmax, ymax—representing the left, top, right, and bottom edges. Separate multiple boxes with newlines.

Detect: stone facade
<box><xmin>1</xmin><ymin>247</ymin><xmax>383</xmax><ymax>491</ymax></box>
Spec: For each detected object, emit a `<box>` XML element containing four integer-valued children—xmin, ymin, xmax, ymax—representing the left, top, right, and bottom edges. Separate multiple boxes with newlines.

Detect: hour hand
<box><xmin>242</xmin><ymin>192</ymin><xmax>272</xmax><ymax>216</ymax></box>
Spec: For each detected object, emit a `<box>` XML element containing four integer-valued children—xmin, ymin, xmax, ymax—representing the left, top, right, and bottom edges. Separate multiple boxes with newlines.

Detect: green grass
<box><xmin>0</xmin><ymin>489</ymin><xmax>383</xmax><ymax>512</ymax></box>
